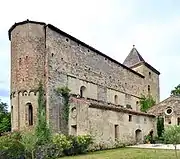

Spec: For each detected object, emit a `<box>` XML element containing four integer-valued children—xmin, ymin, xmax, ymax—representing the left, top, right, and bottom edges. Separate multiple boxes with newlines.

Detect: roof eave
<box><xmin>8</xmin><ymin>19</ymin><xmax>46</xmax><ymax>41</ymax></box>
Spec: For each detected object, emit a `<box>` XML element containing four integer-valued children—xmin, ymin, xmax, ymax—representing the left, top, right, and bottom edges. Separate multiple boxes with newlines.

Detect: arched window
<box><xmin>114</xmin><ymin>95</ymin><xmax>118</xmax><ymax>104</ymax></box>
<box><xmin>80</xmin><ymin>86</ymin><xmax>86</xmax><ymax>98</ymax></box>
<box><xmin>27</xmin><ymin>103</ymin><xmax>33</xmax><ymax>126</ymax></box>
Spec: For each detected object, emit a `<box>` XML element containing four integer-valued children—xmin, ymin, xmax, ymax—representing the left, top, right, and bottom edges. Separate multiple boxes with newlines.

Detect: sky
<box><xmin>0</xmin><ymin>0</ymin><xmax>180</xmax><ymax>106</ymax></box>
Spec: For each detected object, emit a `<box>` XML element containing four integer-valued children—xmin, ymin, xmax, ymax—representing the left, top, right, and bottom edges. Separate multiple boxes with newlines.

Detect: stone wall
<box><xmin>9</xmin><ymin>20</ymin><xmax>160</xmax><ymax>136</ymax></box>
<box><xmin>132</xmin><ymin>64</ymin><xmax>160</xmax><ymax>103</ymax></box>
<box><xmin>11</xmin><ymin>91</ymin><xmax>38</xmax><ymax>131</ymax></box>
<box><xmin>69</xmin><ymin>97</ymin><xmax>156</xmax><ymax>147</ymax></box>
<box><xmin>148</xmin><ymin>96</ymin><xmax>180</xmax><ymax>128</ymax></box>
<box><xmin>10</xmin><ymin>22</ymin><xmax>46</xmax><ymax>130</ymax></box>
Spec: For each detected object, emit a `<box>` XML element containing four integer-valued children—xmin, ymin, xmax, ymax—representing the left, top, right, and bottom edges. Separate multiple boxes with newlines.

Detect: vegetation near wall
<box><xmin>0</xmin><ymin>84</ymin><xmax>93</xmax><ymax>159</ymax></box>
<box><xmin>139</xmin><ymin>94</ymin><xmax>155</xmax><ymax>113</ymax></box>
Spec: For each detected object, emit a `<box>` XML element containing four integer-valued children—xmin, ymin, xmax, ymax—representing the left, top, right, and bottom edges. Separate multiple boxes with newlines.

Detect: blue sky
<box><xmin>0</xmin><ymin>0</ymin><xmax>180</xmax><ymax>106</ymax></box>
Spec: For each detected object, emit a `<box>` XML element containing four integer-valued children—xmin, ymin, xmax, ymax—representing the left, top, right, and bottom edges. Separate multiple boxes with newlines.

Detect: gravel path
<box><xmin>129</xmin><ymin>144</ymin><xmax>180</xmax><ymax>150</ymax></box>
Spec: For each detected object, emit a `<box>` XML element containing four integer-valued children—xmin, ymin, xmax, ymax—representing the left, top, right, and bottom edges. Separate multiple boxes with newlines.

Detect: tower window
<box><xmin>114</xmin><ymin>95</ymin><xmax>118</xmax><ymax>104</ymax></box>
<box><xmin>80</xmin><ymin>86</ymin><xmax>86</xmax><ymax>98</ymax></box>
<box><xmin>27</xmin><ymin>103</ymin><xmax>33</xmax><ymax>126</ymax></box>
<box><xmin>129</xmin><ymin>115</ymin><xmax>132</xmax><ymax>122</ymax></box>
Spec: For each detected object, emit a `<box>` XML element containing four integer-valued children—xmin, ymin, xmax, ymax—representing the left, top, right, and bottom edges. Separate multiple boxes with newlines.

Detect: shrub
<box><xmin>163</xmin><ymin>125</ymin><xmax>180</xmax><ymax>159</ymax></box>
<box><xmin>64</xmin><ymin>135</ymin><xmax>93</xmax><ymax>155</ymax></box>
<box><xmin>53</xmin><ymin>134</ymin><xmax>93</xmax><ymax>156</ymax></box>
<box><xmin>0</xmin><ymin>133</ymin><xmax>24</xmax><ymax>159</ymax></box>
<box><xmin>52</xmin><ymin>134</ymin><xmax>72</xmax><ymax>152</ymax></box>
<box><xmin>144</xmin><ymin>135</ymin><xmax>151</xmax><ymax>143</ymax></box>
<box><xmin>35</xmin><ymin>143</ymin><xmax>62</xmax><ymax>159</ymax></box>
<box><xmin>20</xmin><ymin>131</ymin><xmax>38</xmax><ymax>159</ymax></box>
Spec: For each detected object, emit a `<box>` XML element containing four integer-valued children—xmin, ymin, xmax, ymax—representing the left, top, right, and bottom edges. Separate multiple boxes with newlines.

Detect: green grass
<box><xmin>61</xmin><ymin>148</ymin><xmax>180</xmax><ymax>159</ymax></box>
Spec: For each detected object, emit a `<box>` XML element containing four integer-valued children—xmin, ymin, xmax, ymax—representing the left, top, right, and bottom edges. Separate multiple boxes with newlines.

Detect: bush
<box><xmin>35</xmin><ymin>143</ymin><xmax>62</xmax><ymax>159</ymax></box>
<box><xmin>53</xmin><ymin>134</ymin><xmax>93</xmax><ymax>156</ymax></box>
<box><xmin>0</xmin><ymin>132</ymin><xmax>24</xmax><ymax>159</ymax></box>
<box><xmin>52</xmin><ymin>134</ymin><xmax>72</xmax><ymax>153</ymax></box>
<box><xmin>65</xmin><ymin>135</ymin><xmax>93</xmax><ymax>155</ymax></box>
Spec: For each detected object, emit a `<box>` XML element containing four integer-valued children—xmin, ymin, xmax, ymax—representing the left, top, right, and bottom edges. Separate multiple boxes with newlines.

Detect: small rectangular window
<box><xmin>71</xmin><ymin>125</ymin><xmax>77</xmax><ymax>136</ymax></box>
<box><xmin>129</xmin><ymin>115</ymin><xmax>132</xmax><ymax>122</ymax></box>
<box><xmin>114</xmin><ymin>124</ymin><xmax>119</xmax><ymax>141</ymax></box>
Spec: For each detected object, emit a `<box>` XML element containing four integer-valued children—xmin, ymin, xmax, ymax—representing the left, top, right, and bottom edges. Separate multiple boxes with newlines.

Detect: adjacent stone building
<box><xmin>148</xmin><ymin>95</ymin><xmax>180</xmax><ymax>128</ymax></box>
<box><xmin>9</xmin><ymin>20</ymin><xmax>160</xmax><ymax>146</ymax></box>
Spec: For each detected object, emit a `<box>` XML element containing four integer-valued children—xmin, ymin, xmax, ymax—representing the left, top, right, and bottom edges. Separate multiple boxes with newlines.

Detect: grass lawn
<box><xmin>61</xmin><ymin>148</ymin><xmax>180</xmax><ymax>159</ymax></box>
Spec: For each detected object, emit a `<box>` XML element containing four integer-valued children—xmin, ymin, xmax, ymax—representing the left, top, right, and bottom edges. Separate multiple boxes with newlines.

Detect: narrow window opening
<box><xmin>178</xmin><ymin>118</ymin><xmax>180</xmax><ymax>125</ymax></box>
<box><xmin>148</xmin><ymin>85</ymin><xmax>150</xmax><ymax>94</ymax></box>
<box><xmin>136</xmin><ymin>101</ymin><xmax>139</xmax><ymax>111</ymax></box>
<box><xmin>129</xmin><ymin>115</ymin><xmax>132</xmax><ymax>122</ymax></box>
<box><xmin>114</xmin><ymin>95</ymin><xmax>118</xmax><ymax>105</ymax></box>
<box><xmin>66</xmin><ymin>38</ymin><xmax>69</xmax><ymax>42</ymax></box>
<box><xmin>28</xmin><ymin>103</ymin><xmax>33</xmax><ymax>126</ymax></box>
<box><xmin>114</xmin><ymin>125</ymin><xmax>119</xmax><ymax>141</ymax></box>
<box><xmin>71</xmin><ymin>125</ymin><xmax>77</xmax><ymax>136</ymax></box>
<box><xmin>149</xmin><ymin>72</ymin><xmax>151</xmax><ymax>78</ymax></box>
<box><xmin>19</xmin><ymin>58</ymin><xmax>22</xmax><ymax>65</ymax></box>
<box><xmin>52</xmin><ymin>53</ymin><xmax>54</xmax><ymax>57</ymax></box>
<box><xmin>80</xmin><ymin>86</ymin><xmax>86</xmax><ymax>98</ymax></box>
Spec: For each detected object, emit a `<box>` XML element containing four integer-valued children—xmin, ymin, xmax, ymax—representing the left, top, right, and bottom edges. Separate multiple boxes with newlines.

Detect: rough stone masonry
<box><xmin>9</xmin><ymin>20</ymin><xmax>160</xmax><ymax>147</ymax></box>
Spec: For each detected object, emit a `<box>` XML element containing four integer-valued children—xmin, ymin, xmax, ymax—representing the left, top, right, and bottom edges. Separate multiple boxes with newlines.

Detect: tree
<box><xmin>171</xmin><ymin>84</ymin><xmax>180</xmax><ymax>95</ymax></box>
<box><xmin>0</xmin><ymin>101</ymin><xmax>11</xmax><ymax>135</ymax></box>
<box><xmin>157</xmin><ymin>116</ymin><xmax>164</xmax><ymax>137</ymax></box>
<box><xmin>163</xmin><ymin>125</ymin><xmax>180</xmax><ymax>159</ymax></box>
<box><xmin>139</xmin><ymin>94</ymin><xmax>155</xmax><ymax>113</ymax></box>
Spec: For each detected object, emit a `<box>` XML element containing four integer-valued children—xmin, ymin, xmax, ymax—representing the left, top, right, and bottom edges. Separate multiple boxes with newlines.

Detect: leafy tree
<box><xmin>140</xmin><ymin>94</ymin><xmax>155</xmax><ymax>112</ymax></box>
<box><xmin>163</xmin><ymin>125</ymin><xmax>180</xmax><ymax>159</ymax></box>
<box><xmin>0</xmin><ymin>101</ymin><xmax>11</xmax><ymax>135</ymax></box>
<box><xmin>157</xmin><ymin>116</ymin><xmax>164</xmax><ymax>137</ymax></box>
<box><xmin>171</xmin><ymin>84</ymin><xmax>180</xmax><ymax>95</ymax></box>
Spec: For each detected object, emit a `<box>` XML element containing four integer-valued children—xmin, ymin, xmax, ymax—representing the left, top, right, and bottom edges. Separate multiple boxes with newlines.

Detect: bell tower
<box><xmin>123</xmin><ymin>45</ymin><xmax>160</xmax><ymax>103</ymax></box>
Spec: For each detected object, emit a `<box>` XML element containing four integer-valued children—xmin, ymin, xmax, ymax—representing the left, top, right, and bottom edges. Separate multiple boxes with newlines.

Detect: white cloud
<box><xmin>0</xmin><ymin>0</ymin><xmax>180</xmax><ymax>105</ymax></box>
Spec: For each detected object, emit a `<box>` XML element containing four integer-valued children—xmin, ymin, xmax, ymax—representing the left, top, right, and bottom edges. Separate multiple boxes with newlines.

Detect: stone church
<box><xmin>9</xmin><ymin>20</ymin><xmax>160</xmax><ymax>146</ymax></box>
